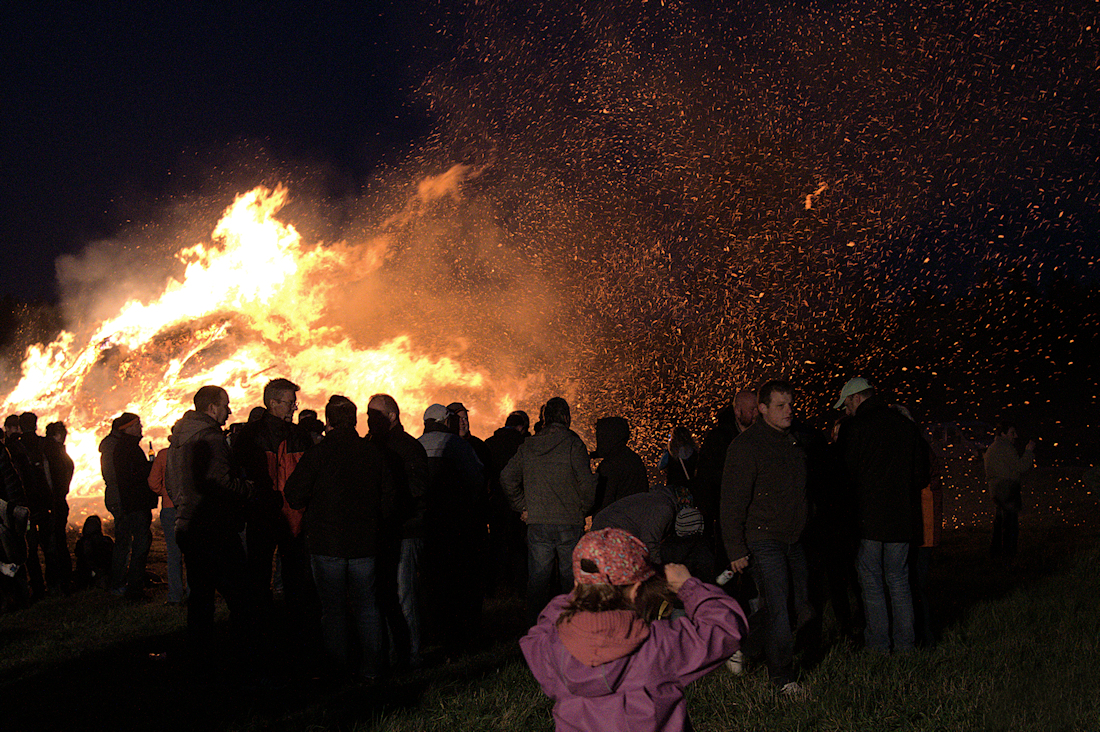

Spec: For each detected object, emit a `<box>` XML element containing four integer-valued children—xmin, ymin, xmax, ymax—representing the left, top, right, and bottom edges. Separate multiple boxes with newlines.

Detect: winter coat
<box><xmin>165</xmin><ymin>410</ymin><xmax>256</xmax><ymax>536</ymax></box>
<box><xmin>372</xmin><ymin>422</ymin><xmax>430</xmax><ymax>539</ymax></box>
<box><xmin>284</xmin><ymin>426</ymin><xmax>395</xmax><ymax>558</ymax></box>
<box><xmin>591</xmin><ymin>486</ymin><xmax>679</xmax><ymax>563</ymax></box>
<box><xmin>501</xmin><ymin>423</ymin><xmax>597</xmax><ymax>526</ymax></box>
<box><xmin>984</xmin><ymin>434</ymin><xmax>1034</xmax><ymax>511</ymax></box>
<box><xmin>99</xmin><ymin>431</ymin><xmax>154</xmax><ymax>514</ymax></box>
<box><xmin>520</xmin><ymin>578</ymin><xmax>746</xmax><ymax>732</ymax></box>
<box><xmin>43</xmin><ymin>438</ymin><xmax>74</xmax><ymax>506</ymax></box>
<box><xmin>232</xmin><ymin>411</ymin><xmax>311</xmax><ymax>536</ymax></box>
<box><xmin>593</xmin><ymin>418</ymin><xmax>648</xmax><ymax>511</ymax></box>
<box><xmin>720</xmin><ymin>420</ymin><xmax>809</xmax><ymax>563</ymax></box>
<box><xmin>419</xmin><ymin>423</ymin><xmax>485</xmax><ymax>537</ymax></box>
<box><xmin>838</xmin><ymin>396</ymin><xmax>930</xmax><ymax>543</ymax></box>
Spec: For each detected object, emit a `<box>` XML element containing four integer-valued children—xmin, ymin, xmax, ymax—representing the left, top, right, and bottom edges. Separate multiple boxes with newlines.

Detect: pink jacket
<box><xmin>520</xmin><ymin>578</ymin><xmax>747</xmax><ymax>732</ymax></box>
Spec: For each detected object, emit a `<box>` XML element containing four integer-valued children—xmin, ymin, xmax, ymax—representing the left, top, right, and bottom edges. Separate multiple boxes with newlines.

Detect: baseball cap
<box><xmin>423</xmin><ymin>404</ymin><xmax>450</xmax><ymax>423</ymax></box>
<box><xmin>573</xmin><ymin>528</ymin><xmax>656</xmax><ymax>586</ymax></box>
<box><xmin>834</xmin><ymin>377</ymin><xmax>873</xmax><ymax>409</ymax></box>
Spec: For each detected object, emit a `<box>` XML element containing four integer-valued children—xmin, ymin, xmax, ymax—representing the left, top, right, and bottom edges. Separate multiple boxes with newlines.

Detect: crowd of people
<box><xmin>0</xmin><ymin>376</ymin><xmax>1040</xmax><ymax>723</ymax></box>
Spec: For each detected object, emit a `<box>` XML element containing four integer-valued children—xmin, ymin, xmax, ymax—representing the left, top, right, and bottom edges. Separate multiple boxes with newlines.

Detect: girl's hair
<box><xmin>557</xmin><ymin>573</ymin><xmax>674</xmax><ymax>626</ymax></box>
<box><xmin>668</xmin><ymin>425</ymin><xmax>697</xmax><ymax>459</ymax></box>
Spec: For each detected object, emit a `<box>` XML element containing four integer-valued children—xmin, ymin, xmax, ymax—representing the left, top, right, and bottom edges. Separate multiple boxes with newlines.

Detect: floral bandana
<box><xmin>573</xmin><ymin>528</ymin><xmax>655</xmax><ymax>586</ymax></box>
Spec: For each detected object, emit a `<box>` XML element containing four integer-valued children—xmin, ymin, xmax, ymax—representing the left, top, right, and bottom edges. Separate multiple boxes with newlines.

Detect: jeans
<box><xmin>857</xmin><ymin>539</ymin><xmax>914</xmax><ymax>653</ymax></box>
<box><xmin>311</xmin><ymin>554</ymin><xmax>381</xmax><ymax>678</ymax></box>
<box><xmin>159</xmin><ymin>506</ymin><xmax>186</xmax><ymax>604</ymax></box>
<box><xmin>527</xmin><ymin>523</ymin><xmax>584</xmax><ymax>626</ymax></box>
<box><xmin>110</xmin><ymin>508</ymin><xmax>152</xmax><ymax>595</ymax></box>
<box><xmin>391</xmin><ymin>537</ymin><xmax>423</xmax><ymax>668</ymax></box>
<box><xmin>747</xmin><ymin>539</ymin><xmax>810</xmax><ymax>686</ymax></box>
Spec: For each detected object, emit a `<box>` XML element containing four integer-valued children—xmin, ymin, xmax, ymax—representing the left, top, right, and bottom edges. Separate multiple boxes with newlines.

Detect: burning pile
<box><xmin>2</xmin><ymin>184</ymin><xmax>541</xmax><ymax>501</ymax></box>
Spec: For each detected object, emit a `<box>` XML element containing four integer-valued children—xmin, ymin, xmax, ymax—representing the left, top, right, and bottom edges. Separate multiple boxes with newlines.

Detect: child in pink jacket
<box><xmin>520</xmin><ymin>528</ymin><xmax>747</xmax><ymax>732</ymax></box>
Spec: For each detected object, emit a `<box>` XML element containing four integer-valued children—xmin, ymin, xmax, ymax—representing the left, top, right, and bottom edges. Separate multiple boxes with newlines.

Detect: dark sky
<box><xmin>1</xmin><ymin>2</ymin><xmax>432</xmax><ymax>303</ymax></box>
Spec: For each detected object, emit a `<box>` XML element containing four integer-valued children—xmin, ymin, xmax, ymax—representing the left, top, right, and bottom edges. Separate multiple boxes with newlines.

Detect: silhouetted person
<box><xmin>100</xmin><ymin>412</ymin><xmax>155</xmax><ymax>599</ymax></box>
<box><xmin>590</xmin><ymin>416</ymin><xmax>647</xmax><ymax>512</ymax></box>
<box><xmin>43</xmin><ymin>421</ymin><xmax>74</xmax><ymax>593</ymax></box>
<box><xmin>984</xmin><ymin>420</ymin><xmax>1035</xmax><ymax>560</ymax></box>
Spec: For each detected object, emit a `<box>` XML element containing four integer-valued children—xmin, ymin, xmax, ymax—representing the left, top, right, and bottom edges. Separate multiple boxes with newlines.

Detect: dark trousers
<box><xmin>526</xmin><ymin>523</ymin><xmax>584</xmax><ymax>627</ymax></box>
<box><xmin>110</xmin><ymin>508</ymin><xmax>152</xmax><ymax>594</ymax></box>
<box><xmin>991</xmin><ymin>506</ymin><xmax>1019</xmax><ymax>557</ymax></box>
<box><xmin>748</xmin><ymin>539</ymin><xmax>810</xmax><ymax>686</ymax></box>
<box><xmin>177</xmin><ymin>527</ymin><xmax>255</xmax><ymax>653</ymax></box>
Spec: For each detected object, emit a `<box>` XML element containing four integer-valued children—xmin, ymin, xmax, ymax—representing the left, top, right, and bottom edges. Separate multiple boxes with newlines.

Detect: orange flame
<box><xmin>2</xmin><ymin>184</ymin><xmax>536</xmax><ymax>508</ymax></box>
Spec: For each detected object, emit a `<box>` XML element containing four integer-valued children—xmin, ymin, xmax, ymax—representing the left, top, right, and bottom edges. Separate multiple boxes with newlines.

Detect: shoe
<box><xmin>724</xmin><ymin>650</ymin><xmax>744</xmax><ymax>675</ymax></box>
<box><xmin>779</xmin><ymin>681</ymin><xmax>810</xmax><ymax>699</ymax></box>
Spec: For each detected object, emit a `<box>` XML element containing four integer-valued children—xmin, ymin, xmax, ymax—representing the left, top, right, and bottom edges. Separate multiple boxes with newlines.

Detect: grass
<box><xmin>4</xmin><ymin>545</ymin><xmax>1096</xmax><ymax>732</ymax></box>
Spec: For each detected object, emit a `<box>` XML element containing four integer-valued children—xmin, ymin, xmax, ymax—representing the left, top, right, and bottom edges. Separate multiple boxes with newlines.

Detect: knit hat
<box><xmin>573</xmin><ymin>528</ymin><xmax>655</xmax><ymax>586</ymax></box>
<box><xmin>675</xmin><ymin>507</ymin><xmax>704</xmax><ymax>537</ymax></box>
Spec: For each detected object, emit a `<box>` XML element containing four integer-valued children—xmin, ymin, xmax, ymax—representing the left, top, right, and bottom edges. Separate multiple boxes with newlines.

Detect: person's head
<box><xmin>675</xmin><ymin>506</ymin><xmax>705</xmax><ymax>538</ymax></box>
<box><xmin>18</xmin><ymin>412</ymin><xmax>38</xmax><ymax>435</ymax></box>
<box><xmin>995</xmin><ymin>419</ymin><xmax>1018</xmax><ymax>440</ymax></box>
<box><xmin>367</xmin><ymin>394</ymin><xmax>400</xmax><ymax>429</ymax></box>
<box><xmin>263</xmin><ymin>378</ymin><xmax>300</xmax><ymax>422</ymax></box>
<box><xmin>834</xmin><ymin>377</ymin><xmax>874</xmax><ymax>416</ymax></box>
<box><xmin>82</xmin><ymin>514</ymin><xmax>104</xmax><ymax>538</ymax></box>
<box><xmin>758</xmin><ymin>380</ymin><xmax>795</xmax><ymax>431</ymax></box>
<box><xmin>423</xmin><ymin>403</ymin><xmax>453</xmax><ymax>430</ymax></box>
<box><xmin>446</xmin><ymin>402</ymin><xmax>470</xmax><ymax>437</ymax></box>
<box><xmin>298</xmin><ymin>408</ymin><xmax>318</xmax><ymax>423</ymax></box>
<box><xmin>300</xmin><ymin>416</ymin><xmax>325</xmax><ymax>444</ymax></box>
<box><xmin>45</xmin><ymin>421</ymin><xmax>67</xmax><ymax>444</ymax></box>
<box><xmin>112</xmin><ymin>412</ymin><xmax>142</xmax><ymax>438</ymax></box>
<box><xmin>542</xmin><ymin>397</ymin><xmax>571</xmax><ymax>428</ymax></box>
<box><xmin>247</xmin><ymin>406</ymin><xmax>266</xmax><ymax>423</ymax></box>
<box><xmin>504</xmin><ymin>410</ymin><xmax>530</xmax><ymax>433</ymax></box>
<box><xmin>194</xmin><ymin>385</ymin><xmax>231</xmax><ymax>426</ymax></box>
<box><xmin>558</xmin><ymin>528</ymin><xmax>670</xmax><ymax>625</ymax></box>
<box><xmin>3</xmin><ymin>414</ymin><xmax>20</xmax><ymax>437</ymax></box>
<box><xmin>668</xmin><ymin>425</ymin><xmax>696</xmax><ymax>459</ymax></box>
<box><xmin>733</xmin><ymin>389</ymin><xmax>759</xmax><ymax>430</ymax></box>
<box><xmin>325</xmin><ymin>395</ymin><xmax>357</xmax><ymax>431</ymax></box>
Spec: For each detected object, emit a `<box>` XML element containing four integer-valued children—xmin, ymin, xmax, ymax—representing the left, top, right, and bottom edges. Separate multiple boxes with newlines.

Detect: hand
<box><xmin>520</xmin><ymin>509</ymin><xmax>528</xmax><ymax>524</ymax></box>
<box><xmin>1026</xmin><ymin>439</ymin><xmax>1037</xmax><ymax>452</ymax></box>
<box><xmin>664</xmin><ymin>563</ymin><xmax>691</xmax><ymax>593</ymax></box>
<box><xmin>730</xmin><ymin>556</ymin><xmax>750</xmax><ymax>574</ymax></box>
<box><xmin>584</xmin><ymin>515</ymin><xmax>593</xmax><ymax>531</ymax></box>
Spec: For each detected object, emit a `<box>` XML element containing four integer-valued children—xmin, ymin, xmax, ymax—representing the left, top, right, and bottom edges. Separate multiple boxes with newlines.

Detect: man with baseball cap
<box><xmin>834</xmin><ymin>377</ymin><xmax>930</xmax><ymax>654</ymax></box>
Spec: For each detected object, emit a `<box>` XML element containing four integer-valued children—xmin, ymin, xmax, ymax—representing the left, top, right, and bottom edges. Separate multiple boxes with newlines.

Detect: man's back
<box><xmin>840</xmin><ymin>396</ymin><xmax>929</xmax><ymax>543</ymax></box>
<box><xmin>501</xmin><ymin>424</ymin><xmax>595</xmax><ymax>526</ymax></box>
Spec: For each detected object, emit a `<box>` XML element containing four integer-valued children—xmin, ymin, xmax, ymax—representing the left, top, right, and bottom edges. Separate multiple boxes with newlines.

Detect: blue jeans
<box><xmin>527</xmin><ymin>523</ymin><xmax>584</xmax><ymax>625</ymax></box>
<box><xmin>857</xmin><ymin>539</ymin><xmax>914</xmax><ymax>653</ymax></box>
<box><xmin>748</xmin><ymin>540</ymin><xmax>810</xmax><ymax>686</ymax></box>
<box><xmin>311</xmin><ymin>554</ymin><xmax>382</xmax><ymax>678</ymax></box>
<box><xmin>159</xmin><ymin>506</ymin><xmax>186</xmax><ymax>604</ymax></box>
<box><xmin>394</xmin><ymin>537</ymin><xmax>423</xmax><ymax>667</ymax></box>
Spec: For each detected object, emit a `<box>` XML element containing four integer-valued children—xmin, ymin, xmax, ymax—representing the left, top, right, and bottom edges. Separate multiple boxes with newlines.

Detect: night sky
<box><xmin>1</xmin><ymin>0</ymin><xmax>1098</xmax><ymax>460</ymax></box>
<box><xmin>1</xmin><ymin>1</ymin><xmax>431</xmax><ymax>302</ymax></box>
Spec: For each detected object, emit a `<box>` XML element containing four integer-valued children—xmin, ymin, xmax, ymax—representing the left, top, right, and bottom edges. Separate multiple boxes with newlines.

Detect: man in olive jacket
<box><xmin>501</xmin><ymin>397</ymin><xmax>596</xmax><ymax>625</ymax></box>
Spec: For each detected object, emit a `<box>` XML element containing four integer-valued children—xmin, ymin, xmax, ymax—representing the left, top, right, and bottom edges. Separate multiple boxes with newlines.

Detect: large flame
<box><xmin>3</xmin><ymin>184</ymin><xmax>535</xmax><ymax>508</ymax></box>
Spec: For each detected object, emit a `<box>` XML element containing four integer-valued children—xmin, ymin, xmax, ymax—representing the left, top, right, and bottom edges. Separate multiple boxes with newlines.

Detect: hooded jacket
<box><xmin>520</xmin><ymin>578</ymin><xmax>747</xmax><ymax>732</ymax></box>
<box><xmin>501</xmin><ymin>423</ymin><xmax>597</xmax><ymax>526</ymax></box>
<box><xmin>165</xmin><ymin>410</ymin><xmax>256</xmax><ymax>535</ymax></box>
<box><xmin>593</xmin><ymin>417</ymin><xmax>648</xmax><ymax>512</ymax></box>
<box><xmin>99</xmin><ymin>430</ymin><xmax>154</xmax><ymax>514</ymax></box>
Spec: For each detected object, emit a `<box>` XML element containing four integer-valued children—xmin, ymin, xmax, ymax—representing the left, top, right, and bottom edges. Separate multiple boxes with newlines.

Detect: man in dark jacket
<box><xmin>367</xmin><ymin>393</ymin><xmax>429</xmax><ymax>669</ymax></box>
<box><xmin>285</xmin><ymin>395</ymin><xmax>394</xmax><ymax>680</ymax></box>
<box><xmin>483</xmin><ymin>411</ymin><xmax>530</xmax><ymax>597</ymax></box>
<box><xmin>834</xmin><ymin>377</ymin><xmax>931</xmax><ymax>654</ymax></box>
<box><xmin>590</xmin><ymin>416</ymin><xmax>648</xmax><ymax>512</ymax></box>
<box><xmin>591</xmin><ymin>484</ymin><xmax>678</xmax><ymax>563</ymax></box>
<box><xmin>419</xmin><ymin>403</ymin><xmax>485</xmax><ymax>654</ymax></box>
<box><xmin>100</xmin><ymin>412</ymin><xmax>155</xmax><ymax>599</ymax></box>
<box><xmin>721</xmin><ymin>380</ymin><xmax>810</xmax><ymax>694</ymax></box>
<box><xmin>501</xmin><ymin>397</ymin><xmax>596</xmax><ymax>625</ymax></box>
<box><xmin>43</xmin><ymin>421</ymin><xmax>74</xmax><ymax>593</ymax></box>
<box><xmin>232</xmin><ymin>377</ymin><xmax>314</xmax><ymax>615</ymax></box>
<box><xmin>166</xmin><ymin>385</ymin><xmax>258</xmax><ymax>651</ymax></box>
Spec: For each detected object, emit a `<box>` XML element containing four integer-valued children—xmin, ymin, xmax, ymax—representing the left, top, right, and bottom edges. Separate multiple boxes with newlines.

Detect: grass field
<box><xmin>2</xmin><ymin>463</ymin><xmax>1097</xmax><ymax>731</ymax></box>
